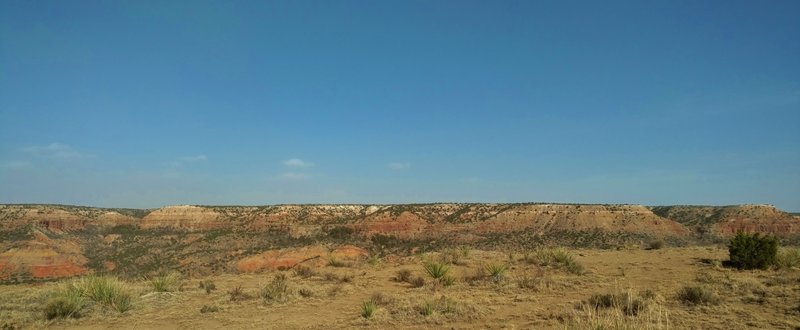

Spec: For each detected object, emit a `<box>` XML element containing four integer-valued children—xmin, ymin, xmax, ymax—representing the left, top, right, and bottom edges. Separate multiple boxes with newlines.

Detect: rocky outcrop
<box><xmin>0</xmin><ymin>231</ymin><xmax>88</xmax><ymax>282</ymax></box>
<box><xmin>139</xmin><ymin>205</ymin><xmax>225</xmax><ymax>230</ymax></box>
<box><xmin>0</xmin><ymin>205</ymin><xmax>138</xmax><ymax>232</ymax></box>
<box><xmin>649</xmin><ymin>204</ymin><xmax>800</xmax><ymax>238</ymax></box>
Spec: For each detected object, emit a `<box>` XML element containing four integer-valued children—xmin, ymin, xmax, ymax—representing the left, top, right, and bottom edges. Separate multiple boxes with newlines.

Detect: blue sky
<box><xmin>1</xmin><ymin>1</ymin><xmax>799</xmax><ymax>210</ymax></box>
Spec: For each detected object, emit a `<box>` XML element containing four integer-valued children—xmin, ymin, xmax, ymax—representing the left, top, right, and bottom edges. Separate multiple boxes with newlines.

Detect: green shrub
<box><xmin>677</xmin><ymin>286</ymin><xmax>720</xmax><ymax>305</ymax></box>
<box><xmin>728</xmin><ymin>232</ymin><xmax>778</xmax><ymax>270</ymax></box>
<box><xmin>361</xmin><ymin>300</ymin><xmax>377</xmax><ymax>319</ymax></box>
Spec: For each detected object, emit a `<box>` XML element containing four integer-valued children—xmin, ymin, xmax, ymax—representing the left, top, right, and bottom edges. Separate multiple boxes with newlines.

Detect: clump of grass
<box><xmin>423</xmin><ymin>262</ymin><xmax>450</xmax><ymax>280</ymax></box>
<box><xmin>148</xmin><ymin>272</ymin><xmax>180</xmax><ymax>293</ymax></box>
<box><xmin>439</xmin><ymin>248</ymin><xmax>466</xmax><ymax>265</ymax></box>
<box><xmin>417</xmin><ymin>296</ymin><xmax>463</xmax><ymax>317</ymax></box>
<box><xmin>260</xmin><ymin>274</ymin><xmax>290</xmax><ymax>302</ymax></box>
<box><xmin>410</xmin><ymin>276</ymin><xmax>426</xmax><ymax>288</ymax></box>
<box><xmin>484</xmin><ymin>263</ymin><xmax>509</xmax><ymax>283</ymax></box>
<box><xmin>228</xmin><ymin>285</ymin><xmax>252</xmax><ymax>302</ymax></box>
<box><xmin>677</xmin><ymin>286</ymin><xmax>720</xmax><ymax>305</ymax></box>
<box><xmin>43</xmin><ymin>286</ymin><xmax>85</xmax><ymax>320</ymax></box>
<box><xmin>440</xmin><ymin>275</ymin><xmax>456</xmax><ymax>287</ymax></box>
<box><xmin>323</xmin><ymin>272</ymin><xmax>339</xmax><ymax>282</ymax></box>
<box><xmin>458</xmin><ymin>246</ymin><xmax>472</xmax><ymax>258</ymax></box>
<box><xmin>369</xmin><ymin>292</ymin><xmax>395</xmax><ymax>306</ymax></box>
<box><xmin>68</xmin><ymin>276</ymin><xmax>133</xmax><ymax>313</ymax></box>
<box><xmin>367</xmin><ymin>255</ymin><xmax>381</xmax><ymax>267</ymax></box>
<box><xmin>567</xmin><ymin>301</ymin><xmax>670</xmax><ymax>330</ymax></box>
<box><xmin>199</xmin><ymin>279</ymin><xmax>216</xmax><ymax>294</ymax></box>
<box><xmin>298</xmin><ymin>287</ymin><xmax>315</xmax><ymax>298</ymax></box>
<box><xmin>589</xmin><ymin>293</ymin><xmax>622</xmax><ymax>309</ymax></box>
<box><xmin>339</xmin><ymin>273</ymin><xmax>354</xmax><ymax>283</ymax></box>
<box><xmin>200</xmin><ymin>305</ymin><xmax>219</xmax><ymax>313</ymax></box>
<box><xmin>394</xmin><ymin>269</ymin><xmax>412</xmax><ymax>283</ymax></box>
<box><xmin>419</xmin><ymin>300</ymin><xmax>435</xmax><ymax>316</ymax></box>
<box><xmin>775</xmin><ymin>247</ymin><xmax>800</xmax><ymax>269</ymax></box>
<box><xmin>647</xmin><ymin>240</ymin><xmax>665</xmax><ymax>250</ymax></box>
<box><xmin>294</xmin><ymin>265</ymin><xmax>316</xmax><ymax>278</ymax></box>
<box><xmin>586</xmin><ymin>290</ymin><xmax>650</xmax><ymax>317</ymax></box>
<box><xmin>327</xmin><ymin>257</ymin><xmax>350</xmax><ymax>267</ymax></box>
<box><xmin>361</xmin><ymin>300</ymin><xmax>377</xmax><ymax>319</ymax></box>
<box><xmin>524</xmin><ymin>248</ymin><xmax>585</xmax><ymax>275</ymax></box>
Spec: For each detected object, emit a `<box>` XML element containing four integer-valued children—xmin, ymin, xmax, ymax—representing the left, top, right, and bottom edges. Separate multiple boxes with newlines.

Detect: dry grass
<box><xmin>2</xmin><ymin>246</ymin><xmax>800</xmax><ymax>329</ymax></box>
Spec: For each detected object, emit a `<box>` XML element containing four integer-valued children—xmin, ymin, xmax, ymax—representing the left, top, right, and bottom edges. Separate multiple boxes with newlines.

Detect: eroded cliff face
<box><xmin>649</xmin><ymin>204</ymin><xmax>800</xmax><ymax>237</ymax></box>
<box><xmin>0</xmin><ymin>203</ymin><xmax>796</xmax><ymax>282</ymax></box>
<box><xmin>0</xmin><ymin>230</ymin><xmax>88</xmax><ymax>281</ymax></box>
<box><xmin>0</xmin><ymin>205</ymin><xmax>137</xmax><ymax>232</ymax></box>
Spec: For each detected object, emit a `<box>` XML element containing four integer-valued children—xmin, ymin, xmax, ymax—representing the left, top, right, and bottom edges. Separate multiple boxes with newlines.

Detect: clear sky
<box><xmin>1</xmin><ymin>1</ymin><xmax>798</xmax><ymax>210</ymax></box>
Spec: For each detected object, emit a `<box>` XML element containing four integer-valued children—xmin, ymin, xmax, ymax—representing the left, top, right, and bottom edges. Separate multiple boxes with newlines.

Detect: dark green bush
<box><xmin>728</xmin><ymin>232</ymin><xmax>778</xmax><ymax>270</ymax></box>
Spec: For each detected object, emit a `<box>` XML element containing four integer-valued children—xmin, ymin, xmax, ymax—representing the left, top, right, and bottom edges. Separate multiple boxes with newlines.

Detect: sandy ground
<box><xmin>2</xmin><ymin>246</ymin><xmax>799</xmax><ymax>329</ymax></box>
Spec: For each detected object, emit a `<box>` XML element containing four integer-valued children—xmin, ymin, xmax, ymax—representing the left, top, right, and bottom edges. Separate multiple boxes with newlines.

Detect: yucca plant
<box><xmin>484</xmin><ymin>263</ymin><xmax>508</xmax><ymax>282</ymax></box>
<box><xmin>423</xmin><ymin>262</ymin><xmax>450</xmax><ymax>280</ymax></box>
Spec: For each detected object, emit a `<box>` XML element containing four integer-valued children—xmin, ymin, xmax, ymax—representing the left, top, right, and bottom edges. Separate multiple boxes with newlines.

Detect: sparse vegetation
<box><xmin>43</xmin><ymin>287</ymin><xmax>85</xmax><ymax>320</ymax></box>
<box><xmin>677</xmin><ymin>285</ymin><xmax>720</xmax><ymax>305</ymax></box>
<box><xmin>423</xmin><ymin>262</ymin><xmax>450</xmax><ymax>280</ymax></box>
<box><xmin>293</xmin><ymin>265</ymin><xmax>316</xmax><ymax>278</ymax></box>
<box><xmin>484</xmin><ymin>263</ymin><xmax>508</xmax><ymax>283</ymax></box>
<box><xmin>228</xmin><ymin>285</ymin><xmax>251</xmax><ymax>302</ymax></box>
<box><xmin>419</xmin><ymin>300</ymin><xmax>435</xmax><ymax>316</ymax></box>
<box><xmin>260</xmin><ymin>274</ymin><xmax>290</xmax><ymax>302</ymax></box>
<box><xmin>775</xmin><ymin>247</ymin><xmax>800</xmax><ymax>269</ymax></box>
<box><xmin>65</xmin><ymin>276</ymin><xmax>133</xmax><ymax>313</ymax></box>
<box><xmin>394</xmin><ymin>269</ymin><xmax>412</xmax><ymax>283</ymax></box>
<box><xmin>647</xmin><ymin>240</ymin><xmax>664</xmax><ymax>250</ymax></box>
<box><xmin>410</xmin><ymin>276</ymin><xmax>426</xmax><ymax>288</ymax></box>
<box><xmin>327</xmin><ymin>257</ymin><xmax>350</xmax><ymax>267</ymax></box>
<box><xmin>728</xmin><ymin>232</ymin><xmax>779</xmax><ymax>270</ymax></box>
<box><xmin>361</xmin><ymin>300</ymin><xmax>377</xmax><ymax>319</ymax></box>
<box><xmin>149</xmin><ymin>272</ymin><xmax>180</xmax><ymax>292</ymax></box>
<box><xmin>524</xmin><ymin>248</ymin><xmax>585</xmax><ymax>275</ymax></box>
<box><xmin>199</xmin><ymin>279</ymin><xmax>216</xmax><ymax>294</ymax></box>
<box><xmin>200</xmin><ymin>305</ymin><xmax>219</xmax><ymax>313</ymax></box>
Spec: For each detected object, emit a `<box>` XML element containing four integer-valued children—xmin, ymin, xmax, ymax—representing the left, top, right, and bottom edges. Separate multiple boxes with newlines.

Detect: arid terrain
<box><xmin>1</xmin><ymin>203</ymin><xmax>799</xmax><ymax>329</ymax></box>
